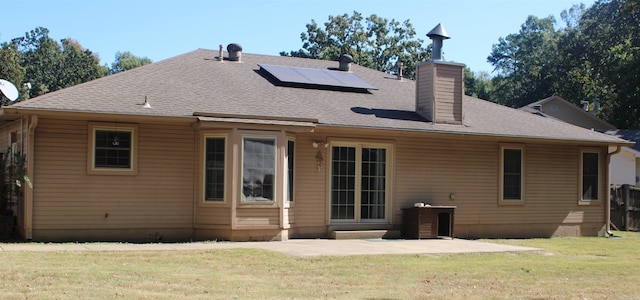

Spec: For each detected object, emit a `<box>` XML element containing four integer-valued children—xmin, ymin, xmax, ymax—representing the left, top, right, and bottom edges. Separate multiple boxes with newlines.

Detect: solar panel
<box><xmin>259</xmin><ymin>64</ymin><xmax>378</xmax><ymax>91</ymax></box>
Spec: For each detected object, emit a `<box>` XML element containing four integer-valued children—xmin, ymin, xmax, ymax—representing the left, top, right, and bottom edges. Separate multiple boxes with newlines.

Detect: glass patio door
<box><xmin>330</xmin><ymin>145</ymin><xmax>388</xmax><ymax>222</ymax></box>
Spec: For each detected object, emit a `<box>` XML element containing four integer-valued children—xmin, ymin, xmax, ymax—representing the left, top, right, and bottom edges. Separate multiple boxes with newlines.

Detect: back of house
<box><xmin>0</xmin><ymin>35</ymin><xmax>631</xmax><ymax>242</ymax></box>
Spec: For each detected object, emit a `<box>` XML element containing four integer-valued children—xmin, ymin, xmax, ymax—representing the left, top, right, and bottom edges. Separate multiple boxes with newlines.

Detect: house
<box><xmin>521</xmin><ymin>96</ymin><xmax>639</xmax><ymax>186</ymax></box>
<box><xmin>0</xmin><ymin>29</ymin><xmax>632</xmax><ymax>242</ymax></box>
<box><xmin>601</xmin><ymin>130</ymin><xmax>640</xmax><ymax>186</ymax></box>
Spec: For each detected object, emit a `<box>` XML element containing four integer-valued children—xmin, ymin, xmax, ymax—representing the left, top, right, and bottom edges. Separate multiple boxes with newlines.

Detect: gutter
<box><xmin>606</xmin><ymin>145</ymin><xmax>622</xmax><ymax>237</ymax></box>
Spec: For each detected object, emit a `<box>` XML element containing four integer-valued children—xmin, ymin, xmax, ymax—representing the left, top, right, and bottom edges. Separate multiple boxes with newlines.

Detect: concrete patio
<box><xmin>0</xmin><ymin>238</ymin><xmax>540</xmax><ymax>257</ymax></box>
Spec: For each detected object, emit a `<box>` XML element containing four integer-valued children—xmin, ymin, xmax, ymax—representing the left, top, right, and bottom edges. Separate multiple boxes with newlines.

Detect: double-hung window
<box><xmin>88</xmin><ymin>123</ymin><xmax>137</xmax><ymax>175</ymax></box>
<box><xmin>500</xmin><ymin>145</ymin><xmax>524</xmax><ymax>203</ymax></box>
<box><xmin>580</xmin><ymin>150</ymin><xmax>600</xmax><ymax>202</ymax></box>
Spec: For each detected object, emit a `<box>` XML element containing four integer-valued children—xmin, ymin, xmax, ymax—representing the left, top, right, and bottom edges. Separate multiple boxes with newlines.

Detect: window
<box><xmin>500</xmin><ymin>145</ymin><xmax>524</xmax><ymax>203</ymax></box>
<box><xmin>242</xmin><ymin>137</ymin><xmax>276</xmax><ymax>202</ymax></box>
<box><xmin>94</xmin><ymin>130</ymin><xmax>131</xmax><ymax>168</ymax></box>
<box><xmin>204</xmin><ymin>137</ymin><xmax>226</xmax><ymax>202</ymax></box>
<box><xmin>88</xmin><ymin>123</ymin><xmax>137</xmax><ymax>175</ymax></box>
<box><xmin>286</xmin><ymin>139</ymin><xmax>295</xmax><ymax>203</ymax></box>
<box><xmin>581</xmin><ymin>151</ymin><xmax>600</xmax><ymax>201</ymax></box>
<box><xmin>330</xmin><ymin>144</ymin><xmax>390</xmax><ymax>222</ymax></box>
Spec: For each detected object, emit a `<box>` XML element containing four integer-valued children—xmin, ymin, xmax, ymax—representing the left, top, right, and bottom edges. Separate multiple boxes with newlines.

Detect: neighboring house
<box><xmin>0</xmin><ymin>34</ymin><xmax>631</xmax><ymax>242</ymax></box>
<box><xmin>601</xmin><ymin>130</ymin><xmax>640</xmax><ymax>185</ymax></box>
<box><xmin>521</xmin><ymin>96</ymin><xmax>638</xmax><ymax>186</ymax></box>
<box><xmin>521</xmin><ymin>95</ymin><xmax>616</xmax><ymax>131</ymax></box>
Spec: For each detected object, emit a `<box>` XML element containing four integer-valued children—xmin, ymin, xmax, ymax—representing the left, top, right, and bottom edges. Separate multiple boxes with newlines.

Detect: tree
<box><xmin>487</xmin><ymin>15</ymin><xmax>560</xmax><ymax>107</ymax></box>
<box><xmin>60</xmin><ymin>38</ymin><xmax>108</xmax><ymax>87</ymax></box>
<box><xmin>110</xmin><ymin>51</ymin><xmax>153</xmax><ymax>74</ymax></box>
<box><xmin>464</xmin><ymin>68</ymin><xmax>493</xmax><ymax>101</ymax></box>
<box><xmin>281</xmin><ymin>11</ymin><xmax>430</xmax><ymax>79</ymax></box>
<box><xmin>577</xmin><ymin>0</ymin><xmax>640</xmax><ymax>128</ymax></box>
<box><xmin>0</xmin><ymin>42</ymin><xmax>26</xmax><ymax>104</ymax></box>
<box><xmin>12</xmin><ymin>27</ymin><xmax>63</xmax><ymax>96</ymax></box>
<box><xmin>486</xmin><ymin>0</ymin><xmax>640</xmax><ymax>128</ymax></box>
<box><xmin>10</xmin><ymin>27</ymin><xmax>107</xmax><ymax>98</ymax></box>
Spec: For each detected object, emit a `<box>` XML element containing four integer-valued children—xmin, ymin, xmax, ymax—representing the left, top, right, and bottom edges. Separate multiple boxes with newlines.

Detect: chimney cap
<box><xmin>427</xmin><ymin>23</ymin><xmax>450</xmax><ymax>40</ymax></box>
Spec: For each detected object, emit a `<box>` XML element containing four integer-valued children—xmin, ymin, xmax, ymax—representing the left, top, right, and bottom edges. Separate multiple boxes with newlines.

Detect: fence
<box><xmin>611</xmin><ymin>184</ymin><xmax>640</xmax><ymax>231</ymax></box>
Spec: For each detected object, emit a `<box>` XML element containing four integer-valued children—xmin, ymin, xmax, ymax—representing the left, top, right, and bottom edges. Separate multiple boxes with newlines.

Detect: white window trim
<box><xmin>499</xmin><ymin>144</ymin><xmax>525</xmax><ymax>205</ymax></box>
<box><xmin>240</xmin><ymin>134</ymin><xmax>278</xmax><ymax>204</ymax></box>
<box><xmin>579</xmin><ymin>148</ymin><xmax>601</xmax><ymax>204</ymax></box>
<box><xmin>202</xmin><ymin>134</ymin><xmax>228</xmax><ymax>204</ymax></box>
<box><xmin>87</xmin><ymin>122</ymin><xmax>138</xmax><ymax>175</ymax></box>
<box><xmin>327</xmin><ymin>141</ymin><xmax>393</xmax><ymax>224</ymax></box>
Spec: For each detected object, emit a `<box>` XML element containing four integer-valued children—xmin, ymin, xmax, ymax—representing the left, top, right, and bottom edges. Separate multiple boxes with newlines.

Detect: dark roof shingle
<box><xmin>8</xmin><ymin>48</ymin><xmax>630</xmax><ymax>145</ymax></box>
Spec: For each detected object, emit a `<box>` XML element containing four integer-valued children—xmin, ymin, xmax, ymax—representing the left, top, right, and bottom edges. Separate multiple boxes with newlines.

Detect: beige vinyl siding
<box><xmin>394</xmin><ymin>135</ymin><xmax>606</xmax><ymax>237</ymax></box>
<box><xmin>433</xmin><ymin>65</ymin><xmax>463</xmax><ymax>124</ymax></box>
<box><xmin>289</xmin><ymin>134</ymin><xmax>327</xmax><ymax>228</ymax></box>
<box><xmin>415</xmin><ymin>62</ymin><xmax>463</xmax><ymax>124</ymax></box>
<box><xmin>235</xmin><ymin>207</ymin><xmax>279</xmax><ymax>227</ymax></box>
<box><xmin>394</xmin><ymin>136</ymin><xmax>497</xmax><ymax>225</ymax></box>
<box><xmin>415</xmin><ymin>64</ymin><xmax>434</xmax><ymax>121</ymax></box>
<box><xmin>299</xmin><ymin>128</ymin><xmax>608</xmax><ymax>238</ymax></box>
<box><xmin>196</xmin><ymin>207</ymin><xmax>231</xmax><ymax>226</ymax></box>
<box><xmin>32</xmin><ymin>119</ymin><xmax>195</xmax><ymax>236</ymax></box>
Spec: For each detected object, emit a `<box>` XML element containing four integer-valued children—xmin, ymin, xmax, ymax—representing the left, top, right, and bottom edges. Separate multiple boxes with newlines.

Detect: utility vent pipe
<box><xmin>227</xmin><ymin>43</ymin><xmax>243</xmax><ymax>61</ymax></box>
<box><xmin>427</xmin><ymin>23</ymin><xmax>450</xmax><ymax>61</ymax></box>
<box><xmin>338</xmin><ymin>54</ymin><xmax>354</xmax><ymax>71</ymax></box>
<box><xmin>397</xmin><ymin>60</ymin><xmax>404</xmax><ymax>80</ymax></box>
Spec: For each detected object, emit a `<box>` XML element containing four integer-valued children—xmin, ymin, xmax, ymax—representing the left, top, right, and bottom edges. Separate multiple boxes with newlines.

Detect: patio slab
<box><xmin>0</xmin><ymin>238</ymin><xmax>539</xmax><ymax>257</ymax></box>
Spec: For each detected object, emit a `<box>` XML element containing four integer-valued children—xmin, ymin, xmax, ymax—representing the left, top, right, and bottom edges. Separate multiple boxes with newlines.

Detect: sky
<box><xmin>1</xmin><ymin>0</ymin><xmax>595</xmax><ymax>75</ymax></box>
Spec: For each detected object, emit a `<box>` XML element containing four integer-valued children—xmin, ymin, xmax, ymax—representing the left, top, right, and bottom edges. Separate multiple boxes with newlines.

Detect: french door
<box><xmin>330</xmin><ymin>144</ymin><xmax>389</xmax><ymax>222</ymax></box>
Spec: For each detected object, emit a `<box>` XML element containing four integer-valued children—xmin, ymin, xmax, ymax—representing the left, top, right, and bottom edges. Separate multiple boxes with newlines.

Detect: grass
<box><xmin>1</xmin><ymin>231</ymin><xmax>639</xmax><ymax>299</ymax></box>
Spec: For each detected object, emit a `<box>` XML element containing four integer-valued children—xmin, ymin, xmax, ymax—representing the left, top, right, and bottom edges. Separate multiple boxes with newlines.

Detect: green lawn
<box><xmin>1</xmin><ymin>231</ymin><xmax>639</xmax><ymax>299</ymax></box>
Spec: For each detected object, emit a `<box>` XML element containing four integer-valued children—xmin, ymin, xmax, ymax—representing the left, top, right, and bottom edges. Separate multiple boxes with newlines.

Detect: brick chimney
<box><xmin>415</xmin><ymin>24</ymin><xmax>465</xmax><ymax>125</ymax></box>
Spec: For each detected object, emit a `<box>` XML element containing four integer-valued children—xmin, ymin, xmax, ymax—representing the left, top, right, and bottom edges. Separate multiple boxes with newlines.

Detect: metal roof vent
<box><xmin>427</xmin><ymin>23</ymin><xmax>450</xmax><ymax>61</ymax></box>
<box><xmin>338</xmin><ymin>54</ymin><xmax>354</xmax><ymax>71</ymax></box>
<box><xmin>227</xmin><ymin>43</ymin><xmax>242</xmax><ymax>61</ymax></box>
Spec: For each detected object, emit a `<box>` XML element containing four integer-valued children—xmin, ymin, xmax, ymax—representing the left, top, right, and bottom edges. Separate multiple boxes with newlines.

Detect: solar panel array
<box><xmin>259</xmin><ymin>64</ymin><xmax>378</xmax><ymax>91</ymax></box>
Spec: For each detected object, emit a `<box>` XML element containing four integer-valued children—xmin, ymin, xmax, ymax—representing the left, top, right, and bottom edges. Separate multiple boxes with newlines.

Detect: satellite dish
<box><xmin>0</xmin><ymin>79</ymin><xmax>19</xmax><ymax>101</ymax></box>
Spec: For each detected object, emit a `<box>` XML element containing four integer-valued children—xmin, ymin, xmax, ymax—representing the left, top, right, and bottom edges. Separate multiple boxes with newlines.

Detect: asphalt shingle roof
<box><xmin>7</xmin><ymin>48</ymin><xmax>630</xmax><ymax>145</ymax></box>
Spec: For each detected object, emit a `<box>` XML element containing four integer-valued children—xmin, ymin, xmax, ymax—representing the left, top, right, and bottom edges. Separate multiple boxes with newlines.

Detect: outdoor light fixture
<box><xmin>316</xmin><ymin>151</ymin><xmax>324</xmax><ymax>171</ymax></box>
<box><xmin>312</xmin><ymin>141</ymin><xmax>329</xmax><ymax>171</ymax></box>
<box><xmin>312</xmin><ymin>141</ymin><xmax>329</xmax><ymax>148</ymax></box>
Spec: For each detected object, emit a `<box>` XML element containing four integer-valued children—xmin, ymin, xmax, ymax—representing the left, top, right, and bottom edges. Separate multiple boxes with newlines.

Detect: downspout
<box><xmin>25</xmin><ymin>115</ymin><xmax>38</xmax><ymax>240</ymax></box>
<box><xmin>606</xmin><ymin>145</ymin><xmax>622</xmax><ymax>237</ymax></box>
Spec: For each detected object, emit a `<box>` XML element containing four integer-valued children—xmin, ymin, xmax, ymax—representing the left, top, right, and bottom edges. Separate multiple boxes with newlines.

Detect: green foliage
<box><xmin>9</xmin><ymin>27</ymin><xmax>108</xmax><ymax>99</ymax></box>
<box><xmin>577</xmin><ymin>0</ymin><xmax>640</xmax><ymax>129</ymax></box>
<box><xmin>2</xmin><ymin>27</ymin><xmax>150</xmax><ymax>104</ymax></box>
<box><xmin>464</xmin><ymin>68</ymin><xmax>493</xmax><ymax>101</ymax></box>
<box><xmin>488</xmin><ymin>15</ymin><xmax>559</xmax><ymax>108</ymax></box>
<box><xmin>487</xmin><ymin>0</ymin><xmax>640</xmax><ymax>128</ymax></box>
<box><xmin>110</xmin><ymin>51</ymin><xmax>153</xmax><ymax>74</ymax></box>
<box><xmin>0</xmin><ymin>43</ymin><xmax>26</xmax><ymax>104</ymax></box>
<box><xmin>0</xmin><ymin>146</ymin><xmax>29</xmax><ymax>215</ymax></box>
<box><xmin>281</xmin><ymin>11</ymin><xmax>430</xmax><ymax>79</ymax></box>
